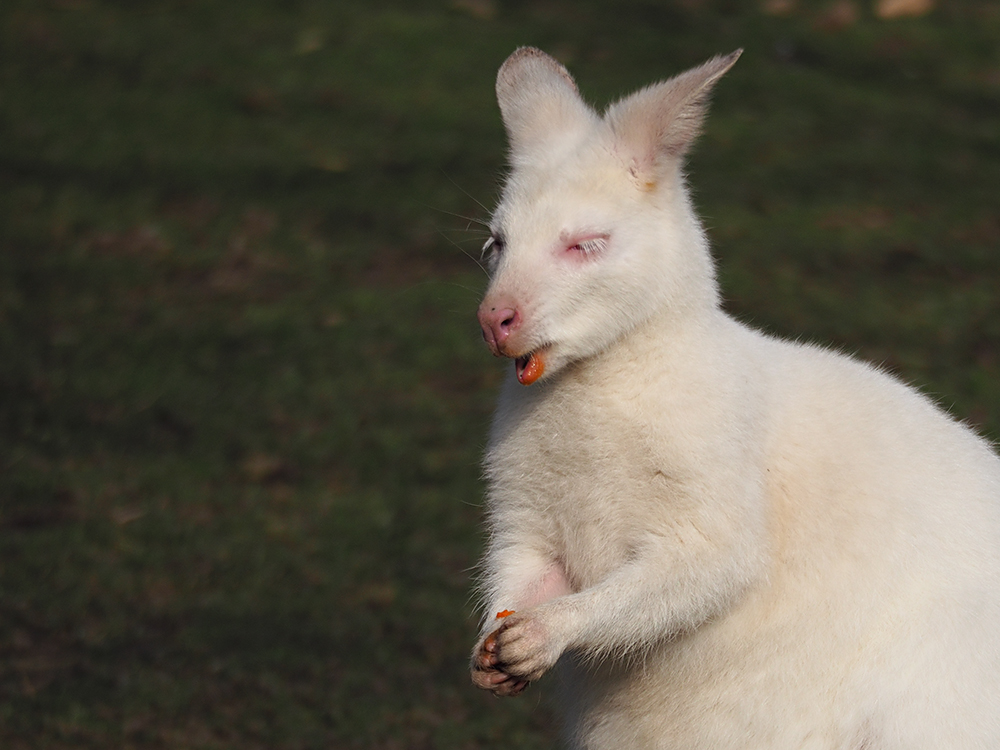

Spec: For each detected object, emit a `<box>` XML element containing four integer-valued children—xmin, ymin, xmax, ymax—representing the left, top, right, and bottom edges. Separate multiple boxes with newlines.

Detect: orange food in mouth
<box><xmin>495</xmin><ymin>609</ymin><xmax>515</xmax><ymax>619</ymax></box>
<box><xmin>515</xmin><ymin>351</ymin><xmax>545</xmax><ymax>385</ymax></box>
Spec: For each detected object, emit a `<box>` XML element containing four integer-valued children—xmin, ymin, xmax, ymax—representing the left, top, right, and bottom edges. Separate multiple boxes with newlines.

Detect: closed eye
<box><xmin>568</xmin><ymin>235</ymin><xmax>609</xmax><ymax>257</ymax></box>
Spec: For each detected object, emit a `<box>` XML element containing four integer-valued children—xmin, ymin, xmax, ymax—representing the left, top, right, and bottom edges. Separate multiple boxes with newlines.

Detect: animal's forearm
<box><xmin>477</xmin><ymin>545</ymin><xmax>573</xmax><ymax>631</ymax></box>
<box><xmin>535</xmin><ymin>529</ymin><xmax>762</xmax><ymax>659</ymax></box>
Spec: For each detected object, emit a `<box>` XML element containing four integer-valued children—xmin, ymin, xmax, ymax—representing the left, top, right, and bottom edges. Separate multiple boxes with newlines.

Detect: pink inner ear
<box><xmin>521</xmin><ymin>561</ymin><xmax>574</xmax><ymax>608</ymax></box>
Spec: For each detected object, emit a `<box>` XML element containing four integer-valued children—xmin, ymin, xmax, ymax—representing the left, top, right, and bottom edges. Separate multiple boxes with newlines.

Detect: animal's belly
<box><xmin>561</xmin><ymin>605</ymin><xmax>855</xmax><ymax>750</ymax></box>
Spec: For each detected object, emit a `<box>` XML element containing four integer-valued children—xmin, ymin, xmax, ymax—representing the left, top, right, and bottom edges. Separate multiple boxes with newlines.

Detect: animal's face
<box><xmin>478</xmin><ymin>48</ymin><xmax>740</xmax><ymax>384</ymax></box>
<box><xmin>479</xmin><ymin>140</ymin><xmax>669</xmax><ymax>384</ymax></box>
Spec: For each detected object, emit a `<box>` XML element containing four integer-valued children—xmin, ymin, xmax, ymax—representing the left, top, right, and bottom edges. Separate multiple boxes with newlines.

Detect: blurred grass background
<box><xmin>1</xmin><ymin>0</ymin><xmax>998</xmax><ymax>747</ymax></box>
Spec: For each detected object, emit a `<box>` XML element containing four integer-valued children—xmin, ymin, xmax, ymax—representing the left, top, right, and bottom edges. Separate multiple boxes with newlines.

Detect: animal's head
<box><xmin>478</xmin><ymin>47</ymin><xmax>740</xmax><ymax>385</ymax></box>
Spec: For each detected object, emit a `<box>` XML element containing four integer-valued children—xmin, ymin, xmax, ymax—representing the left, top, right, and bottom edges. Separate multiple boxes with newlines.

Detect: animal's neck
<box><xmin>648</xmin><ymin>176</ymin><xmax>723</xmax><ymax>317</ymax></box>
<box><xmin>565</xmin><ymin>292</ymin><xmax>728</xmax><ymax>395</ymax></box>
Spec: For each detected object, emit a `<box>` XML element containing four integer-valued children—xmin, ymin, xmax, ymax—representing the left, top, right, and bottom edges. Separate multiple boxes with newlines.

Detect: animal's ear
<box><xmin>496</xmin><ymin>47</ymin><xmax>595</xmax><ymax>161</ymax></box>
<box><xmin>606</xmin><ymin>50</ymin><xmax>741</xmax><ymax>183</ymax></box>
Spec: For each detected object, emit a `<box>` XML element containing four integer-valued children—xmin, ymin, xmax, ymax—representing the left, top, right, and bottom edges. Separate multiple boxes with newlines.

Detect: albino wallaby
<box><xmin>469</xmin><ymin>47</ymin><xmax>1000</xmax><ymax>749</ymax></box>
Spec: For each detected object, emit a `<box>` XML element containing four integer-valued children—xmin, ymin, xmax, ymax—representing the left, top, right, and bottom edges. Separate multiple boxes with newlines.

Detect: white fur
<box><xmin>470</xmin><ymin>47</ymin><xmax>1000</xmax><ymax>749</ymax></box>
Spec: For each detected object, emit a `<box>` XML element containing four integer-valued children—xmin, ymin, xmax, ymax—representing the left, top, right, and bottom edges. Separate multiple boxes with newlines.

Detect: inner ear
<box><xmin>496</xmin><ymin>47</ymin><xmax>597</xmax><ymax>162</ymax></box>
<box><xmin>606</xmin><ymin>50</ymin><xmax>742</xmax><ymax>184</ymax></box>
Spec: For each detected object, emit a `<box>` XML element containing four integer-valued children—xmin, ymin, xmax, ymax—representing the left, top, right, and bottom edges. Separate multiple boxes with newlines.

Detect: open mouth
<box><xmin>514</xmin><ymin>349</ymin><xmax>547</xmax><ymax>385</ymax></box>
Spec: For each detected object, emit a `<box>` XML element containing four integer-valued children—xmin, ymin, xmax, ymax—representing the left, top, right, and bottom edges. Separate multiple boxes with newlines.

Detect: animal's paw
<box><xmin>471</xmin><ymin>612</ymin><xmax>562</xmax><ymax>697</ymax></box>
<box><xmin>471</xmin><ymin>629</ymin><xmax>530</xmax><ymax>697</ymax></box>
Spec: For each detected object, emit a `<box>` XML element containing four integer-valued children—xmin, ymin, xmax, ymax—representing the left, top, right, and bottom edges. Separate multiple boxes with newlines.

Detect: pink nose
<box><xmin>478</xmin><ymin>306</ymin><xmax>519</xmax><ymax>356</ymax></box>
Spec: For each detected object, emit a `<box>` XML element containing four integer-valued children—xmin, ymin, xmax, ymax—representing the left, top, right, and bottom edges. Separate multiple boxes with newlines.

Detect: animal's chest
<box><xmin>488</xmin><ymin>383</ymin><xmax>665</xmax><ymax>587</ymax></box>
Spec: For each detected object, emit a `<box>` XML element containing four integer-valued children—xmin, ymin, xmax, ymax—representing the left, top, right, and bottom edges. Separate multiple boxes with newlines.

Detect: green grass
<box><xmin>2</xmin><ymin>0</ymin><xmax>999</xmax><ymax>747</ymax></box>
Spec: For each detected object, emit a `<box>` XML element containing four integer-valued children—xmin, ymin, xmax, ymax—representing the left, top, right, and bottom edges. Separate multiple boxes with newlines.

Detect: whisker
<box><xmin>438</xmin><ymin>229</ymin><xmax>489</xmax><ymax>276</ymax></box>
<box><xmin>427</xmin><ymin>204</ymin><xmax>492</xmax><ymax>229</ymax></box>
<box><xmin>440</xmin><ymin>170</ymin><xmax>493</xmax><ymax>215</ymax></box>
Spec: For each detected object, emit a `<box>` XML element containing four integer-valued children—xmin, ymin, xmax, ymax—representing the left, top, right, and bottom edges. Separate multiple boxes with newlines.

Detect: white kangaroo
<box><xmin>469</xmin><ymin>47</ymin><xmax>1000</xmax><ymax>749</ymax></box>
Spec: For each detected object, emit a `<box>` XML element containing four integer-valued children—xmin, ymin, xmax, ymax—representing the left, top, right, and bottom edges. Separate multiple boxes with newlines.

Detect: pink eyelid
<box><xmin>562</xmin><ymin>233</ymin><xmax>610</xmax><ymax>257</ymax></box>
